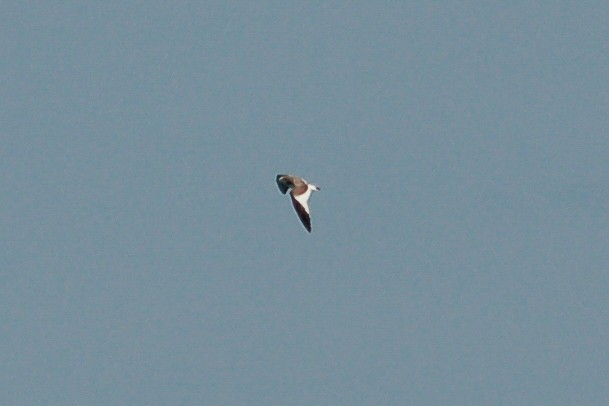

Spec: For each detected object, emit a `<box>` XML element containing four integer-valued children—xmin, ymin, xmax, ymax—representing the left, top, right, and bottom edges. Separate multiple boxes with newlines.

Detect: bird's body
<box><xmin>276</xmin><ymin>174</ymin><xmax>320</xmax><ymax>232</ymax></box>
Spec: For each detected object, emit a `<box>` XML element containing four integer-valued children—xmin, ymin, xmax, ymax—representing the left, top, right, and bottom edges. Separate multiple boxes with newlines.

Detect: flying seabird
<box><xmin>276</xmin><ymin>174</ymin><xmax>320</xmax><ymax>232</ymax></box>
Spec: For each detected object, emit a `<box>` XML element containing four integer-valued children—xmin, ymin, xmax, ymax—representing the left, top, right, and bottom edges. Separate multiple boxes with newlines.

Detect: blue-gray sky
<box><xmin>2</xmin><ymin>2</ymin><xmax>608</xmax><ymax>405</ymax></box>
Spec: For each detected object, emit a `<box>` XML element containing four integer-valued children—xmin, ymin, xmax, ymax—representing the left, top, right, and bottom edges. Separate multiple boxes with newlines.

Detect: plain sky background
<box><xmin>2</xmin><ymin>2</ymin><xmax>608</xmax><ymax>405</ymax></box>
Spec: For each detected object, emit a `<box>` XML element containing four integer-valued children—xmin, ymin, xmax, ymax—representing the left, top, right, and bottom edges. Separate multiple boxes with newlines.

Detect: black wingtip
<box><xmin>276</xmin><ymin>174</ymin><xmax>290</xmax><ymax>194</ymax></box>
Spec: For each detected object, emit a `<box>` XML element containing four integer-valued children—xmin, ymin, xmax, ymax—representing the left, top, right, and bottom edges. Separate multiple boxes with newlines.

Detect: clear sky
<box><xmin>2</xmin><ymin>2</ymin><xmax>608</xmax><ymax>405</ymax></box>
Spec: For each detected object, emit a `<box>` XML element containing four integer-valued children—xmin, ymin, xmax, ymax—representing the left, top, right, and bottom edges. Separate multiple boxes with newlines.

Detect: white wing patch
<box><xmin>291</xmin><ymin>187</ymin><xmax>312</xmax><ymax>214</ymax></box>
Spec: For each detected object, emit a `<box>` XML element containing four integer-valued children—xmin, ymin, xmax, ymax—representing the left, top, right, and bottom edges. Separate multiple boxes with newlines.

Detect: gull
<box><xmin>276</xmin><ymin>174</ymin><xmax>320</xmax><ymax>232</ymax></box>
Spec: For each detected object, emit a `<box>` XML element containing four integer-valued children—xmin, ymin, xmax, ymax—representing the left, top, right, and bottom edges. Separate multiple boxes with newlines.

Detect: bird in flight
<box><xmin>276</xmin><ymin>174</ymin><xmax>320</xmax><ymax>232</ymax></box>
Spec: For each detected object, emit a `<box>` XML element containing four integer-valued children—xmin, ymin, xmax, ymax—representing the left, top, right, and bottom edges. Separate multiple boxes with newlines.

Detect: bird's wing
<box><xmin>276</xmin><ymin>174</ymin><xmax>293</xmax><ymax>194</ymax></box>
<box><xmin>290</xmin><ymin>186</ymin><xmax>313</xmax><ymax>232</ymax></box>
<box><xmin>290</xmin><ymin>194</ymin><xmax>312</xmax><ymax>232</ymax></box>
